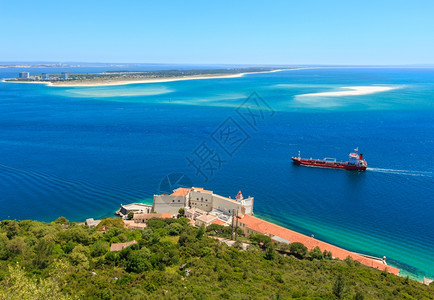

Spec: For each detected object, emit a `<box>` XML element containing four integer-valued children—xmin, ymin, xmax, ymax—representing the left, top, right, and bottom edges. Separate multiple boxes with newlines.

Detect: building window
<box><xmin>172</xmin><ymin>200</ymin><xmax>175</xmax><ymax>203</ymax></box>
<box><xmin>197</xmin><ymin>198</ymin><xmax>199</xmax><ymax>200</ymax></box>
<box><xmin>201</xmin><ymin>197</ymin><xmax>203</xmax><ymax>201</ymax></box>
<box><xmin>178</xmin><ymin>200</ymin><xmax>180</xmax><ymax>202</ymax></box>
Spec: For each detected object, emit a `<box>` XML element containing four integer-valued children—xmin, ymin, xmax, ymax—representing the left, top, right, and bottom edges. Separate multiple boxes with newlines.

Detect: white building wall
<box><xmin>240</xmin><ymin>197</ymin><xmax>254</xmax><ymax>215</ymax></box>
<box><xmin>189</xmin><ymin>191</ymin><xmax>213</xmax><ymax>212</ymax></box>
<box><xmin>152</xmin><ymin>195</ymin><xmax>186</xmax><ymax>215</ymax></box>
<box><xmin>152</xmin><ymin>189</ymin><xmax>254</xmax><ymax>218</ymax></box>
<box><xmin>212</xmin><ymin>195</ymin><xmax>242</xmax><ymax>215</ymax></box>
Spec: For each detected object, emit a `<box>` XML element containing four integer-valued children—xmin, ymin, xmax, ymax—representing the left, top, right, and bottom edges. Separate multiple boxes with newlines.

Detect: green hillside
<box><xmin>0</xmin><ymin>217</ymin><xmax>432</xmax><ymax>299</ymax></box>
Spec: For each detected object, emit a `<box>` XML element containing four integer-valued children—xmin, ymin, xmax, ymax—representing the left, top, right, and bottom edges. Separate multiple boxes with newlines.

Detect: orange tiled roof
<box><xmin>170</xmin><ymin>188</ymin><xmax>191</xmax><ymax>197</ymax></box>
<box><xmin>110</xmin><ymin>240</ymin><xmax>138</xmax><ymax>252</ymax></box>
<box><xmin>196</xmin><ymin>214</ymin><xmax>217</xmax><ymax>223</ymax></box>
<box><xmin>239</xmin><ymin>215</ymin><xmax>399</xmax><ymax>275</ymax></box>
<box><xmin>126</xmin><ymin>222</ymin><xmax>147</xmax><ymax>229</ymax></box>
<box><xmin>133</xmin><ymin>212</ymin><xmax>172</xmax><ymax>220</ymax></box>
<box><xmin>192</xmin><ymin>187</ymin><xmax>213</xmax><ymax>194</ymax></box>
<box><xmin>186</xmin><ymin>207</ymin><xmax>207</xmax><ymax>215</ymax></box>
<box><xmin>166</xmin><ymin>187</ymin><xmax>214</xmax><ymax>197</ymax></box>
<box><xmin>212</xmin><ymin>219</ymin><xmax>226</xmax><ymax>226</ymax></box>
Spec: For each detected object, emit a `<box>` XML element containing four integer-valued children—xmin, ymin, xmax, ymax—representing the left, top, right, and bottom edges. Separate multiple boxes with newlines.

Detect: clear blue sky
<box><xmin>1</xmin><ymin>0</ymin><xmax>434</xmax><ymax>65</ymax></box>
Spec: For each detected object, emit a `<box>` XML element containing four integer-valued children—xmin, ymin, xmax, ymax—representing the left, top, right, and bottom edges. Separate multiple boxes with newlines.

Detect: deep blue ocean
<box><xmin>0</xmin><ymin>67</ymin><xmax>433</xmax><ymax>280</ymax></box>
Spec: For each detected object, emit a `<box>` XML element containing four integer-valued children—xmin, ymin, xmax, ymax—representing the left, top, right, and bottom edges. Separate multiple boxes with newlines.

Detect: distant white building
<box><xmin>41</xmin><ymin>73</ymin><xmax>49</xmax><ymax>80</ymax></box>
<box><xmin>61</xmin><ymin>72</ymin><xmax>70</xmax><ymax>80</ymax></box>
<box><xmin>152</xmin><ymin>187</ymin><xmax>254</xmax><ymax>217</ymax></box>
<box><xmin>19</xmin><ymin>72</ymin><xmax>29</xmax><ymax>79</ymax></box>
<box><xmin>116</xmin><ymin>203</ymin><xmax>152</xmax><ymax>218</ymax></box>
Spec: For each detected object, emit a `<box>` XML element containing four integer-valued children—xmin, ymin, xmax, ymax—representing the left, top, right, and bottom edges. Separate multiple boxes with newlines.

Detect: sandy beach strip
<box><xmin>1</xmin><ymin>79</ymin><xmax>54</xmax><ymax>86</ymax></box>
<box><xmin>1</xmin><ymin>69</ymin><xmax>287</xmax><ymax>87</ymax></box>
<box><xmin>297</xmin><ymin>86</ymin><xmax>399</xmax><ymax>97</ymax></box>
<box><xmin>239</xmin><ymin>214</ymin><xmax>400</xmax><ymax>275</ymax></box>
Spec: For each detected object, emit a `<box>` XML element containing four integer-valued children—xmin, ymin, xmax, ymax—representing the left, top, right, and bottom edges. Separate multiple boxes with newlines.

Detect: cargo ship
<box><xmin>292</xmin><ymin>148</ymin><xmax>367</xmax><ymax>171</ymax></box>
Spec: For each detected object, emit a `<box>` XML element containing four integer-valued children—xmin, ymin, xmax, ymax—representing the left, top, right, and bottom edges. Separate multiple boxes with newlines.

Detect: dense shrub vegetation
<box><xmin>0</xmin><ymin>217</ymin><xmax>433</xmax><ymax>299</ymax></box>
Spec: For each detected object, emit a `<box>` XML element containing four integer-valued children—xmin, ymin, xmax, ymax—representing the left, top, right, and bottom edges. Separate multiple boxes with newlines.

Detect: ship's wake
<box><xmin>367</xmin><ymin>167</ymin><xmax>433</xmax><ymax>177</ymax></box>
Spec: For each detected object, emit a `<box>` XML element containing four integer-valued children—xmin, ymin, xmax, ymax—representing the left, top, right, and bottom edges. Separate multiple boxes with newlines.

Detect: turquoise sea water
<box><xmin>0</xmin><ymin>67</ymin><xmax>433</xmax><ymax>280</ymax></box>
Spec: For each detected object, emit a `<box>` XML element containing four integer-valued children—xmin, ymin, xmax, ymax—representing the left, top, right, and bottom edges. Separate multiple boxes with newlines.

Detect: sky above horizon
<box><xmin>1</xmin><ymin>1</ymin><xmax>434</xmax><ymax>65</ymax></box>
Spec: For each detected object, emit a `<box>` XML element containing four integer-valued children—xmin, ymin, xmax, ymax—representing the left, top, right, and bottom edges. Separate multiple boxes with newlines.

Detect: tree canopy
<box><xmin>0</xmin><ymin>218</ymin><xmax>432</xmax><ymax>299</ymax></box>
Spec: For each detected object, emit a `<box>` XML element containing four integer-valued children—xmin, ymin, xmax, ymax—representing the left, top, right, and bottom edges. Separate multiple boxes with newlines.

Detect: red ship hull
<box><xmin>291</xmin><ymin>157</ymin><xmax>367</xmax><ymax>171</ymax></box>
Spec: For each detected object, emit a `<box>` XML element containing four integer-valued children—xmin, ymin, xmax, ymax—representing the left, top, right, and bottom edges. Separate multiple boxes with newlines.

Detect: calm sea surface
<box><xmin>0</xmin><ymin>67</ymin><xmax>433</xmax><ymax>279</ymax></box>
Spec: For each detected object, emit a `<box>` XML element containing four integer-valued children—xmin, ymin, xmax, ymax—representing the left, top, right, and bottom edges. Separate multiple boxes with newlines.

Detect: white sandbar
<box><xmin>297</xmin><ymin>86</ymin><xmax>398</xmax><ymax>97</ymax></box>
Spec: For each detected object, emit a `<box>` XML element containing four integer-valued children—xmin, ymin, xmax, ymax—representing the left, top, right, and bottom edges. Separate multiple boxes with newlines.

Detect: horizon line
<box><xmin>1</xmin><ymin>61</ymin><xmax>434</xmax><ymax>67</ymax></box>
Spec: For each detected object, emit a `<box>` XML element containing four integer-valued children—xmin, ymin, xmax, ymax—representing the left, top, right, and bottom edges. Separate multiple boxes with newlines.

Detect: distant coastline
<box><xmin>4</xmin><ymin>65</ymin><xmax>433</xmax><ymax>88</ymax></box>
<box><xmin>4</xmin><ymin>66</ymin><xmax>433</xmax><ymax>88</ymax></box>
<box><xmin>2</xmin><ymin>68</ymin><xmax>289</xmax><ymax>87</ymax></box>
